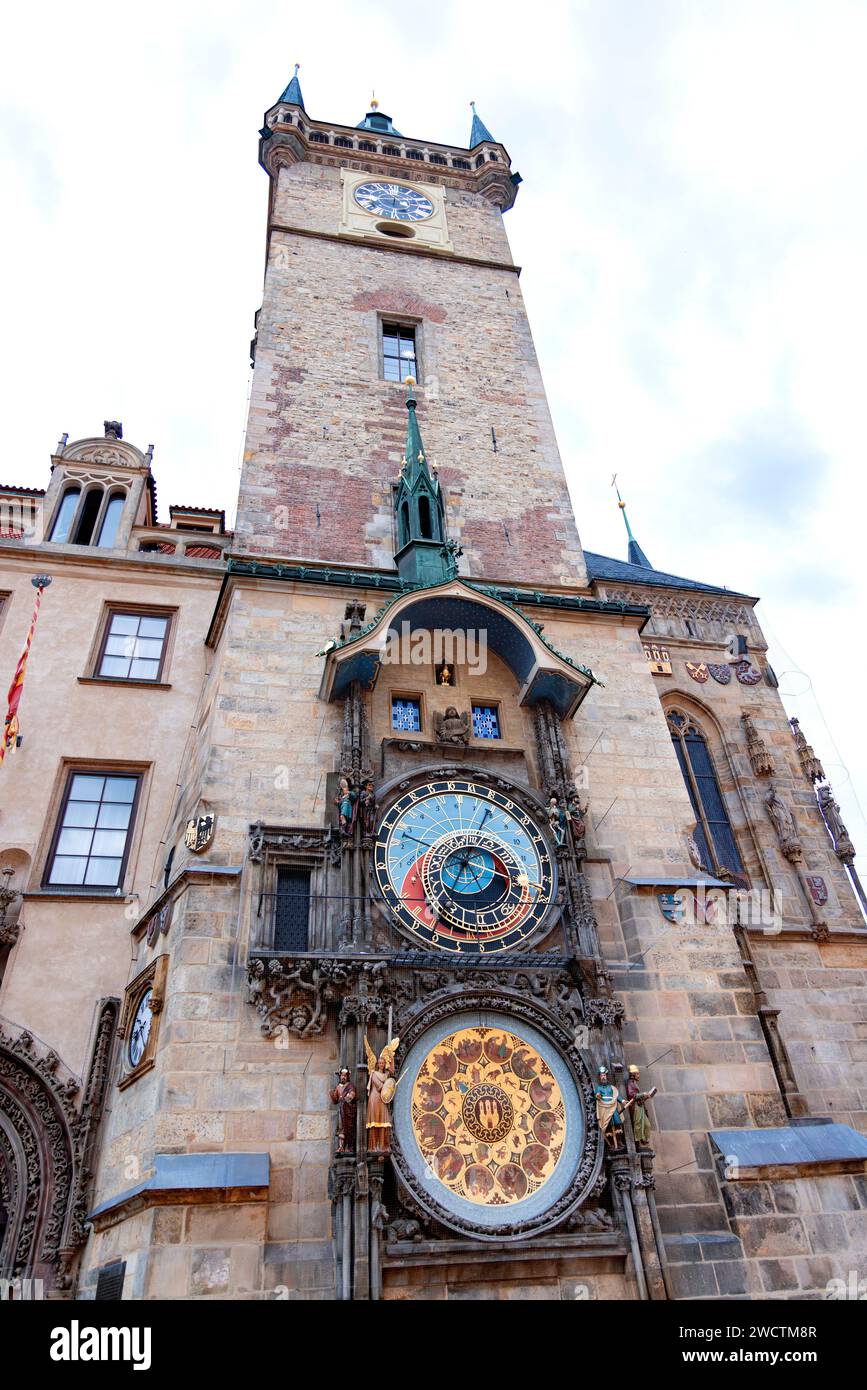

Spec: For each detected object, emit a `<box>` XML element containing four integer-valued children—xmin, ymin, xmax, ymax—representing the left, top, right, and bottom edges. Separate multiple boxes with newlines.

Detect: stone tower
<box><xmin>51</xmin><ymin>68</ymin><xmax>865</xmax><ymax>1302</ymax></box>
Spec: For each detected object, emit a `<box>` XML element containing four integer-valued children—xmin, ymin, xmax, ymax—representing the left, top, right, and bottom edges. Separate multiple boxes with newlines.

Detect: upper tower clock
<box><xmin>353</xmin><ymin>181</ymin><xmax>434</xmax><ymax>222</ymax></box>
<box><xmin>339</xmin><ymin>171</ymin><xmax>453</xmax><ymax>253</ymax></box>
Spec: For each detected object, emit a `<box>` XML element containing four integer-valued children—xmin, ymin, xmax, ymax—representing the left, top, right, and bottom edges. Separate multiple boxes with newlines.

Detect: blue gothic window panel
<box><xmin>472</xmin><ymin>704</ymin><xmax>501</xmax><ymax>739</ymax></box>
<box><xmin>668</xmin><ymin>710</ymin><xmax>743</xmax><ymax>876</ymax></box>
<box><xmin>392</xmin><ymin>697</ymin><xmax>421</xmax><ymax>732</ymax></box>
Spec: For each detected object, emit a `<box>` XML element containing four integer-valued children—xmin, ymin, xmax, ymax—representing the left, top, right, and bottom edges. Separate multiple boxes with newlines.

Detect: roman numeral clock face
<box><xmin>354</xmin><ymin>181</ymin><xmax>434</xmax><ymax>222</ymax></box>
<box><xmin>374</xmin><ymin>780</ymin><xmax>556</xmax><ymax>953</ymax></box>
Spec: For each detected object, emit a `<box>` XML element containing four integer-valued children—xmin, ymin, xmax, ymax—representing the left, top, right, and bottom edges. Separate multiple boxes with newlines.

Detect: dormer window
<box><xmin>48</xmin><ymin>483</ymin><xmax>128</xmax><ymax>549</ymax></box>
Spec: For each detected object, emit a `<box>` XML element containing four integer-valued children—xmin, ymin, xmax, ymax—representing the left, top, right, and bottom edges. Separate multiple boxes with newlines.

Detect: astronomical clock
<box><xmin>369</xmin><ymin>771</ymin><xmax>601</xmax><ymax>1241</ymax></box>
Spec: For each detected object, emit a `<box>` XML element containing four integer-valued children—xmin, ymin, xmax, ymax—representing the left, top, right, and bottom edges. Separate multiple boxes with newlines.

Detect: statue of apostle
<box><xmin>594</xmin><ymin>1066</ymin><xmax>623</xmax><ymax>1148</ymax></box>
<box><xmin>329</xmin><ymin>1067</ymin><xmax>357</xmax><ymax>1155</ymax></box>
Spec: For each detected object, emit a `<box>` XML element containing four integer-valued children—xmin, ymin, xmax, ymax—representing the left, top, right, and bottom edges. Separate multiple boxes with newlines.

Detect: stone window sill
<box><xmin>78</xmin><ymin>676</ymin><xmax>172</xmax><ymax>690</ymax></box>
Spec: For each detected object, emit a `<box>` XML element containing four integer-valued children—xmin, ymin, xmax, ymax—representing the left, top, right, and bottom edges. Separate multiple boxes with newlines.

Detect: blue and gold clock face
<box><xmin>354</xmin><ymin>181</ymin><xmax>434</xmax><ymax>222</ymax></box>
<box><xmin>374</xmin><ymin>779</ymin><xmax>555</xmax><ymax>953</ymax></box>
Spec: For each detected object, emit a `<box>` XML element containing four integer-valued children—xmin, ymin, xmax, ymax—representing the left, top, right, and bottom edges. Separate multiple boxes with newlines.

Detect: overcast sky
<box><xmin>2</xmin><ymin>0</ymin><xmax>865</xmax><ymax>848</ymax></box>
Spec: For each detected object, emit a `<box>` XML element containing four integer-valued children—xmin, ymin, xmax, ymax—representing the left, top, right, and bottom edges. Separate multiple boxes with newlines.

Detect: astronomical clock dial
<box><xmin>128</xmin><ymin>988</ymin><xmax>153</xmax><ymax>1067</ymax></box>
<box><xmin>353</xmin><ymin>181</ymin><xmax>434</xmax><ymax>222</ymax></box>
<box><xmin>374</xmin><ymin>779</ymin><xmax>555</xmax><ymax>953</ymax></box>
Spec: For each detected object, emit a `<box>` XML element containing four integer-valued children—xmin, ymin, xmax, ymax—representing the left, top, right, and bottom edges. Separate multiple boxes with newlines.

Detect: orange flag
<box><xmin>1</xmin><ymin>577</ymin><xmax>50</xmax><ymax>765</ymax></box>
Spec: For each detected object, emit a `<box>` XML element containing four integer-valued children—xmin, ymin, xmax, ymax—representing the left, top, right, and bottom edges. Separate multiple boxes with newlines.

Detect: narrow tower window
<box><xmin>667</xmin><ymin>709</ymin><xmax>744</xmax><ymax>877</ymax></box>
<box><xmin>418</xmin><ymin>495</ymin><xmax>432</xmax><ymax>539</ymax></box>
<box><xmin>382</xmin><ymin>324</ymin><xmax>418</xmax><ymax>383</ymax></box>
<box><xmin>71</xmin><ymin>489</ymin><xmax>104</xmax><ymax>546</ymax></box>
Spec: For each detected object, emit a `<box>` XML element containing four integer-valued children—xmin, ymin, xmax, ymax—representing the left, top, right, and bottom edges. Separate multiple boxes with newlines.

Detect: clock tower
<box><xmin>75</xmin><ymin>64</ymin><xmax>867</xmax><ymax>1307</ymax></box>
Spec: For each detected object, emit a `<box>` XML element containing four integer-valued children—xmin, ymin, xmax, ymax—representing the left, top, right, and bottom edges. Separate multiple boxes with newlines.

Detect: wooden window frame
<box><xmin>117</xmin><ymin>954</ymin><xmax>168</xmax><ymax>1089</ymax></box>
<box><xmin>93</xmin><ymin>606</ymin><xmax>174</xmax><ymax>684</ymax></box>
<box><xmin>380</xmin><ymin>318</ymin><xmax>421</xmax><ymax>386</ymax></box>
<box><xmin>42</xmin><ymin>767</ymin><xmax>143</xmax><ymax>891</ymax></box>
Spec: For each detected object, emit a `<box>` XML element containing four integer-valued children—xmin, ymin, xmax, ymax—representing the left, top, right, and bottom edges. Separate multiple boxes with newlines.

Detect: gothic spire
<box><xmin>279</xmin><ymin>62</ymin><xmax>305</xmax><ymax>109</ymax></box>
<box><xmin>469</xmin><ymin>100</ymin><xmax>496</xmax><ymax>148</ymax></box>
<box><xmin>393</xmin><ymin>379</ymin><xmax>455</xmax><ymax>584</ymax></box>
<box><xmin>612</xmin><ymin>475</ymin><xmax>653</xmax><ymax>569</ymax></box>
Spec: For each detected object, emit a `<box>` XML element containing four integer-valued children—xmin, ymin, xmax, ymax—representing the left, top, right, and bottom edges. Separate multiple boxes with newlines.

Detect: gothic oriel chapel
<box><xmin>1</xmin><ymin>69</ymin><xmax>866</xmax><ymax>1302</ymax></box>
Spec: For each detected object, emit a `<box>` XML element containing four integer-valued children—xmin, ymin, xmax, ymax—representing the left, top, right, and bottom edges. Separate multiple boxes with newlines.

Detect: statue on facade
<box><xmin>329</xmin><ymin>1067</ymin><xmax>358</xmax><ymax>1155</ymax></box>
<box><xmin>594</xmin><ymin>1066</ymin><xmax>623</xmax><ymax>1149</ymax></box>
<box><xmin>624</xmin><ymin>1065</ymin><xmax>656</xmax><ymax>1146</ymax></box>
<box><xmin>765</xmin><ymin>784</ymin><xmax>802</xmax><ymax>862</ymax></box>
<box><xmin>741</xmin><ymin>712</ymin><xmax>774</xmax><ymax>777</ymax></box>
<box><xmin>438</xmin><ymin>664</ymin><xmax>454</xmax><ymax>686</ymax></box>
<box><xmin>364</xmin><ymin>1035</ymin><xmax>400</xmax><ymax>1155</ymax></box>
<box><xmin>335</xmin><ymin>776</ymin><xmax>357</xmax><ymax>836</ymax></box>
<box><xmin>547</xmin><ymin>793</ymin><xmax>585</xmax><ymax>846</ymax></box>
<box><xmin>790</xmin><ymin>718</ymin><xmax>825</xmax><ymax>784</ymax></box>
<box><xmin>434</xmin><ymin>707</ymin><xmax>470</xmax><ymax>745</ymax></box>
<box><xmin>818</xmin><ymin>784</ymin><xmax>855</xmax><ymax>861</ymax></box>
<box><xmin>358</xmin><ymin>779</ymin><xmax>377</xmax><ymax>838</ymax></box>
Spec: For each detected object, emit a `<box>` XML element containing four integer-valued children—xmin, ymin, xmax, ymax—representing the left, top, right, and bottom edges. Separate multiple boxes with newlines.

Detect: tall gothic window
<box><xmin>667</xmin><ymin>709</ymin><xmax>743</xmax><ymax>877</ymax></box>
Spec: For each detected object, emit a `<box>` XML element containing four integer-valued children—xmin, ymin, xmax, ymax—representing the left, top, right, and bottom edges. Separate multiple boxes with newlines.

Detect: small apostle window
<box><xmin>392</xmin><ymin>697</ymin><xmax>421</xmax><ymax>732</ymax></box>
<box><xmin>472</xmin><ymin>704</ymin><xmax>501</xmax><ymax>740</ymax></box>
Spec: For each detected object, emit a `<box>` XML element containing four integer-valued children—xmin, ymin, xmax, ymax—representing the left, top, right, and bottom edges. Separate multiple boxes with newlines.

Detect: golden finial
<box><xmin>370</xmin><ymin>91</ymin><xmax>379</xmax><ymax>110</ymax></box>
<box><xmin>404</xmin><ymin>375</ymin><xmax>416</xmax><ymax>389</ymax></box>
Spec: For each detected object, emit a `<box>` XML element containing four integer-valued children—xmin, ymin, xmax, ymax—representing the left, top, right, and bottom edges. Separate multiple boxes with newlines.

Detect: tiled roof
<box><xmin>0</xmin><ymin>483</ymin><xmax>46</xmax><ymax>496</ymax></box>
<box><xmin>584</xmin><ymin>550</ymin><xmax>756</xmax><ymax>601</ymax></box>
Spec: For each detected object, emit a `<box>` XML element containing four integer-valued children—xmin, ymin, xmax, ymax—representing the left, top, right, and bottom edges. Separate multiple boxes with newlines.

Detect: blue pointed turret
<box><xmin>613</xmin><ymin>478</ymin><xmax>653</xmax><ymax>569</ymax></box>
<box><xmin>279</xmin><ymin>63</ymin><xmax>305</xmax><ymax>109</ymax></box>
<box><xmin>469</xmin><ymin>100</ymin><xmax>496</xmax><ymax>148</ymax></box>
<box><xmin>393</xmin><ymin>380</ymin><xmax>457</xmax><ymax>584</ymax></box>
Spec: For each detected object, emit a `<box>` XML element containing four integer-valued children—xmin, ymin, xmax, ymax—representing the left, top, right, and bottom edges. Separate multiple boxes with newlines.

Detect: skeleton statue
<box><xmin>818</xmin><ymin>784</ymin><xmax>855</xmax><ymax>861</ymax></box>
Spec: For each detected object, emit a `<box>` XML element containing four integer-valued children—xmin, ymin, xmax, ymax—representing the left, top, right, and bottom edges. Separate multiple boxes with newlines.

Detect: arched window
<box><xmin>49</xmin><ymin>486</ymin><xmax>80</xmax><ymax>542</ymax></box>
<box><xmin>71</xmin><ymin>489</ymin><xmax>105</xmax><ymax>545</ymax></box>
<box><xmin>418</xmin><ymin>495</ymin><xmax>432</xmax><ymax>539</ymax></box>
<box><xmin>667</xmin><ymin>708</ymin><xmax>743</xmax><ymax>877</ymax></box>
<box><xmin>96</xmin><ymin>491</ymin><xmax>125</xmax><ymax>547</ymax></box>
<box><xmin>400</xmin><ymin>501</ymin><xmax>410</xmax><ymax>548</ymax></box>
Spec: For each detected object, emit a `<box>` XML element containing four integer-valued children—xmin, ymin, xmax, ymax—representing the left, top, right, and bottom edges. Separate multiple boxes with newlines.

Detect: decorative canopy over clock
<box><xmin>353</xmin><ymin>181</ymin><xmax>434</xmax><ymax>222</ymax></box>
<box><xmin>374</xmin><ymin>777</ymin><xmax>556</xmax><ymax>953</ymax></box>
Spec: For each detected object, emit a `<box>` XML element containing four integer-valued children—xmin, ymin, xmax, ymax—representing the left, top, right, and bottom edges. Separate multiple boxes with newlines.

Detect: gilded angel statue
<box><xmin>364</xmin><ymin>1035</ymin><xmax>400</xmax><ymax>1155</ymax></box>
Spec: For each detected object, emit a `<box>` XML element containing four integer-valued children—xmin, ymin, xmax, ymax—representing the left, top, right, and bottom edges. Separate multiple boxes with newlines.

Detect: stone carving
<box><xmin>741</xmin><ymin>712</ymin><xmax>775</xmax><ymax>777</ymax></box>
<box><xmin>765</xmin><ymin>785</ymin><xmax>802</xmax><ymax>862</ymax></box>
<box><xmin>103</xmin><ymin>420</ymin><xmax>123</xmax><ymax>439</ymax></box>
<box><xmin>817</xmin><ymin>785</ymin><xmax>855</xmax><ymax>862</ymax></box>
<box><xmin>247</xmin><ymin>957</ymin><xmax>353</xmax><ymax>1038</ymax></box>
<box><xmin>687</xmin><ymin>834</ymin><xmax>705</xmax><ymax>871</ymax></box>
<box><xmin>433</xmin><ymin>707</ymin><xmax>470</xmax><ymax>745</ymax></box>
<box><xmin>358</xmin><ymin>778</ymin><xmax>377</xmax><ymax>838</ymax></box>
<box><xmin>585</xmin><ymin>996</ymin><xmax>626</xmax><ymax>1030</ymax></box>
<box><xmin>601</xmin><ymin>586</ymin><xmax>754</xmax><ymax>629</ymax></box>
<box><xmin>248</xmin><ymin>823</ymin><xmax>331</xmax><ymax>864</ymax></box>
<box><xmin>340</xmin><ymin>680</ymin><xmax>374</xmax><ymax>786</ymax></box>
<box><xmin>790</xmin><ymin>719</ymin><xmax>825</xmax><ymax>783</ymax></box>
<box><xmin>385</xmin><ymin>1216</ymin><xmax>423</xmax><ymax>1245</ymax></box>
<box><xmin>0</xmin><ymin>867</ymin><xmax>21</xmax><ymax>949</ymax></box>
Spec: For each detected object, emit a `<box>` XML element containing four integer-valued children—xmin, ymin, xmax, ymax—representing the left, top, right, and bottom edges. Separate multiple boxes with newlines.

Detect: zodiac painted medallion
<box><xmin>410</xmin><ymin>1025</ymin><xmax>566</xmax><ymax>1207</ymax></box>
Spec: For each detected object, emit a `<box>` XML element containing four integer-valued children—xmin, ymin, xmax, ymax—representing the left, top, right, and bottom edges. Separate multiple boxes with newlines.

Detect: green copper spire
<box><xmin>612</xmin><ymin>475</ymin><xmax>653</xmax><ymax>569</ymax></box>
<box><xmin>393</xmin><ymin>380</ymin><xmax>457</xmax><ymax>584</ymax></box>
<box><xmin>279</xmin><ymin>63</ymin><xmax>305</xmax><ymax>109</ymax></box>
<box><xmin>469</xmin><ymin>100</ymin><xmax>496</xmax><ymax>148</ymax></box>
